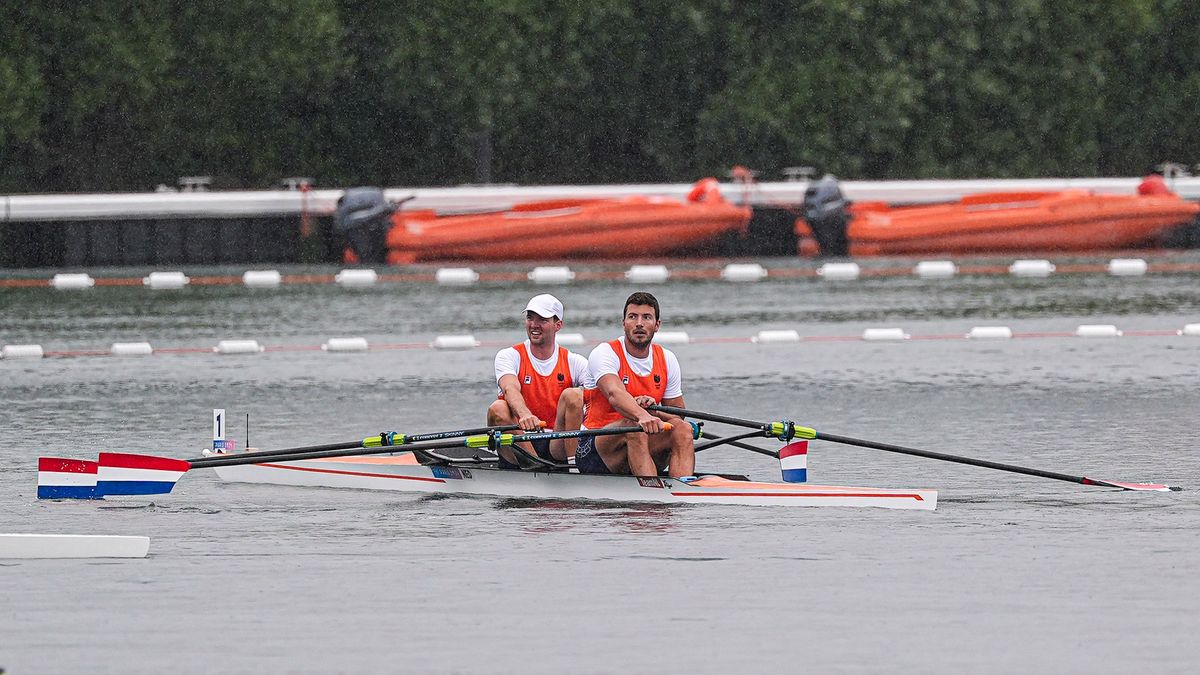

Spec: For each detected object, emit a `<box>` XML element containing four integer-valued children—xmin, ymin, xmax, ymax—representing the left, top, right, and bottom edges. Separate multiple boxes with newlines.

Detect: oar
<box><xmin>44</xmin><ymin>426</ymin><xmax>654</xmax><ymax>499</ymax></box>
<box><xmin>195</xmin><ymin>425</ymin><xmax>621</xmax><ymax>469</ymax></box>
<box><xmin>649</xmin><ymin>404</ymin><xmax>1181</xmax><ymax>492</ymax></box>
<box><xmin>189</xmin><ymin>423</ymin><xmax>530</xmax><ymax>467</ymax></box>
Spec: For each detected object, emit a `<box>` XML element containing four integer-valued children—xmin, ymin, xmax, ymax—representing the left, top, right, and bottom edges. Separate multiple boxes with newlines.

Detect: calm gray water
<box><xmin>3</xmin><ymin>257</ymin><xmax>1199</xmax><ymax>673</ymax></box>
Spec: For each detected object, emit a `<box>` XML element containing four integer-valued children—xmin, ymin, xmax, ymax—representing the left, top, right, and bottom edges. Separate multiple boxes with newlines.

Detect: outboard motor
<box><xmin>801</xmin><ymin>175</ymin><xmax>851</xmax><ymax>256</ymax></box>
<box><xmin>334</xmin><ymin>188</ymin><xmax>400</xmax><ymax>264</ymax></box>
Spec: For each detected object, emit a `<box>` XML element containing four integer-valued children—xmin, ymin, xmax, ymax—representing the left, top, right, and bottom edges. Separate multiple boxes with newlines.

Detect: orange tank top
<box><xmin>583</xmin><ymin>339</ymin><xmax>668</xmax><ymax>428</ymax></box>
<box><xmin>498</xmin><ymin>343</ymin><xmax>574</xmax><ymax>424</ymax></box>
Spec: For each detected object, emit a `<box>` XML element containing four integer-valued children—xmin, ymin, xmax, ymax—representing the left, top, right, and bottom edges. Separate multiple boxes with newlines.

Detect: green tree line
<box><xmin>1</xmin><ymin>0</ymin><xmax>1197</xmax><ymax>193</ymax></box>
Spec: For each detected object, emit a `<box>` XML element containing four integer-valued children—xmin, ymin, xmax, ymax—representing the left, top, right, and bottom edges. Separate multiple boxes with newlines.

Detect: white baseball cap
<box><xmin>525</xmin><ymin>294</ymin><xmax>564</xmax><ymax>320</ymax></box>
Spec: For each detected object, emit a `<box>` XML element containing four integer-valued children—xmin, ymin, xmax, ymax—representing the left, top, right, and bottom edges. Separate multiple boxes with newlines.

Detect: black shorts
<box><xmin>497</xmin><ymin>437</ymin><xmax>553</xmax><ymax>470</ymax></box>
<box><xmin>574</xmin><ymin>435</ymin><xmax>611</xmax><ymax>475</ymax></box>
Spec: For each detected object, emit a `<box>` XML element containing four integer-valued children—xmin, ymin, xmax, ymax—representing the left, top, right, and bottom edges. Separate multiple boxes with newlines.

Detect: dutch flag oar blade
<box><xmin>96</xmin><ymin>453</ymin><xmax>191</xmax><ymax>496</ymax></box>
<box><xmin>37</xmin><ymin>458</ymin><xmax>101</xmax><ymax>500</ymax></box>
<box><xmin>779</xmin><ymin>441</ymin><xmax>808</xmax><ymax>483</ymax></box>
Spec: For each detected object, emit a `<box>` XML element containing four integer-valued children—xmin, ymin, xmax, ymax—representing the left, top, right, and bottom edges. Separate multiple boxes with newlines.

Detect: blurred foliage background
<box><xmin>1</xmin><ymin>0</ymin><xmax>1197</xmax><ymax>192</ymax></box>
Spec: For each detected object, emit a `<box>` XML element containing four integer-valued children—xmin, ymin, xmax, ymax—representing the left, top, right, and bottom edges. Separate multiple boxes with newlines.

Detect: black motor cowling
<box><xmin>334</xmin><ymin>187</ymin><xmax>399</xmax><ymax>263</ymax></box>
<box><xmin>802</xmin><ymin>175</ymin><xmax>850</xmax><ymax>257</ymax></box>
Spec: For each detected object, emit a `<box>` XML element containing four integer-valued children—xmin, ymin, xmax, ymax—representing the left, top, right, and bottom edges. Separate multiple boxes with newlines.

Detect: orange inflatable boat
<box><xmin>840</xmin><ymin>190</ymin><xmax>1200</xmax><ymax>256</ymax></box>
<box><xmin>386</xmin><ymin>178</ymin><xmax>751</xmax><ymax>263</ymax></box>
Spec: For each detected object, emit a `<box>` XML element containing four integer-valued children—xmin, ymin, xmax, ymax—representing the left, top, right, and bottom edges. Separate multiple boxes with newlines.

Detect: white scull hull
<box><xmin>212</xmin><ymin>455</ymin><xmax>937</xmax><ymax>510</ymax></box>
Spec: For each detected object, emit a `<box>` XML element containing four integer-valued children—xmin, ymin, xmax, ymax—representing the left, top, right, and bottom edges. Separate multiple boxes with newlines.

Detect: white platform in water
<box><xmin>0</xmin><ymin>533</ymin><xmax>150</xmax><ymax>559</ymax></box>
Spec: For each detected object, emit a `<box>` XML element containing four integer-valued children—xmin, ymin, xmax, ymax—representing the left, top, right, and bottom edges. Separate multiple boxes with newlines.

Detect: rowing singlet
<box><xmin>498</xmin><ymin>343</ymin><xmax>573</xmax><ymax>424</ymax></box>
<box><xmin>583</xmin><ymin>339</ymin><xmax>668</xmax><ymax>428</ymax></box>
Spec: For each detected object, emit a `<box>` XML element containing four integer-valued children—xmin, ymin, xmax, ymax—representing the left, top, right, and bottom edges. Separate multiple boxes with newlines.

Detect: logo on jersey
<box><xmin>557</xmin><ymin>373</ymin><xmax>565</xmax><ymax>381</ymax></box>
<box><xmin>654</xmin><ymin>374</ymin><xmax>661</xmax><ymax>384</ymax></box>
<box><xmin>523</xmin><ymin>375</ymin><xmax>531</xmax><ymax>385</ymax></box>
<box><xmin>622</xmin><ymin>376</ymin><xmax>630</xmax><ymax>385</ymax></box>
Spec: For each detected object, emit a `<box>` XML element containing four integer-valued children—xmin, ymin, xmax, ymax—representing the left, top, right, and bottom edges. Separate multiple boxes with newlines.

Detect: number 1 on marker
<box><xmin>213</xmin><ymin>408</ymin><xmax>225</xmax><ymax>441</ymax></box>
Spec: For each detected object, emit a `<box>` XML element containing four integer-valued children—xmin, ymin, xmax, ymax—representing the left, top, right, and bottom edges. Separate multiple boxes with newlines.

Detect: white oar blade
<box><xmin>37</xmin><ymin>457</ymin><xmax>100</xmax><ymax>500</ymax></box>
<box><xmin>779</xmin><ymin>441</ymin><xmax>808</xmax><ymax>483</ymax></box>
<box><xmin>97</xmin><ymin>453</ymin><xmax>190</xmax><ymax>496</ymax></box>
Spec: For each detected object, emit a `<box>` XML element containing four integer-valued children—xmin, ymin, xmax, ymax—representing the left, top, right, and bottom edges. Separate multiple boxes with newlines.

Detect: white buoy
<box><xmin>431</xmin><ymin>334</ymin><xmax>480</xmax><ymax>350</ymax></box>
<box><xmin>625</xmin><ymin>265</ymin><xmax>670</xmax><ymax>283</ymax></box>
<box><xmin>322</xmin><ymin>337</ymin><xmax>370</xmax><ymax>353</ymax></box>
<box><xmin>1107</xmin><ymin>258</ymin><xmax>1148</xmax><ymax>277</ymax></box>
<box><xmin>555</xmin><ymin>333</ymin><xmax>586</xmax><ymax>346</ymax></box>
<box><xmin>1009</xmin><ymin>259</ymin><xmax>1055</xmax><ymax>277</ymax></box>
<box><xmin>817</xmin><ymin>262</ymin><xmax>861</xmax><ymax>280</ymax></box>
<box><xmin>143</xmin><ymin>271</ymin><xmax>189</xmax><ymax>289</ymax></box>
<box><xmin>51</xmin><ymin>273</ymin><xmax>95</xmax><ymax>290</ymax></box>
<box><xmin>1</xmin><ymin>344</ymin><xmax>45</xmax><ymax>359</ymax></box>
<box><xmin>967</xmin><ymin>326</ymin><xmax>1014</xmax><ymax>340</ymax></box>
<box><xmin>111</xmin><ymin>342</ymin><xmax>154</xmax><ymax>356</ymax></box>
<box><xmin>528</xmin><ymin>266</ymin><xmax>576</xmax><ymax>284</ymax></box>
<box><xmin>721</xmin><ymin>263</ymin><xmax>768</xmax><ymax>282</ymax></box>
<box><xmin>214</xmin><ymin>339</ymin><xmax>264</xmax><ymax>355</ymax></box>
<box><xmin>652</xmin><ymin>331</ymin><xmax>691</xmax><ymax>344</ymax></box>
<box><xmin>753</xmin><ymin>329</ymin><xmax>801</xmax><ymax>344</ymax></box>
<box><xmin>335</xmin><ymin>269</ymin><xmax>379</xmax><ymax>287</ymax></box>
<box><xmin>1182</xmin><ymin>324</ymin><xmax>1200</xmax><ymax>337</ymax></box>
<box><xmin>862</xmin><ymin>327</ymin><xmax>908</xmax><ymax>341</ymax></box>
<box><xmin>435</xmin><ymin>268</ymin><xmax>480</xmax><ymax>286</ymax></box>
<box><xmin>913</xmin><ymin>261</ymin><xmax>958</xmax><ymax>279</ymax></box>
<box><xmin>0</xmin><ymin>533</ymin><xmax>150</xmax><ymax>559</ymax></box>
<box><xmin>243</xmin><ymin>270</ymin><xmax>282</xmax><ymax>288</ymax></box>
<box><xmin>1076</xmin><ymin>324</ymin><xmax>1122</xmax><ymax>338</ymax></box>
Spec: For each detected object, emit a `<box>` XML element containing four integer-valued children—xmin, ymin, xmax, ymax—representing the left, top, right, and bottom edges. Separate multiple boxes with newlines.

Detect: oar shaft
<box><xmin>187</xmin><ymin>424</ymin><xmax>522</xmax><ymax>464</ymax></box>
<box><xmin>649</xmin><ymin>404</ymin><xmax>763</xmax><ymax>430</ymax></box>
<box><xmin>191</xmin><ymin>426</ymin><xmax>654</xmax><ymax>468</ymax></box>
<box><xmin>189</xmin><ymin>436</ymin><xmax>476</xmax><ymax>468</ymax></box>
<box><xmin>654</xmin><ymin>404</ymin><xmax>1135</xmax><ymax>488</ymax></box>
<box><xmin>814</xmin><ymin>431</ymin><xmax>1092</xmax><ymax>486</ymax></box>
<box><xmin>192</xmin><ymin>438</ymin><xmax>368</xmax><ymax>464</ymax></box>
<box><xmin>406</xmin><ymin>424</ymin><xmax>521</xmax><ymax>443</ymax></box>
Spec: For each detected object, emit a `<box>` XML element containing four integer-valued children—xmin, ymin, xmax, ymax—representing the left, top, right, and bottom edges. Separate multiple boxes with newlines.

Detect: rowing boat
<box><xmin>209</xmin><ymin>454</ymin><xmax>939</xmax><ymax>510</ymax></box>
<box><xmin>37</xmin><ymin>407</ymin><xmax>1174</xmax><ymax>512</ymax></box>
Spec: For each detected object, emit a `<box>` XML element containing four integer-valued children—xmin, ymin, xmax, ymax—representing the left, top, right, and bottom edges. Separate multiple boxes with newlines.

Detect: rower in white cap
<box><xmin>487</xmin><ymin>294</ymin><xmax>589</xmax><ymax>467</ymax></box>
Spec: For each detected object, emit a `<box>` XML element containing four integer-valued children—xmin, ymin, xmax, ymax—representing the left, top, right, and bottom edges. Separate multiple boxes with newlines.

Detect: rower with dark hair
<box><xmin>487</xmin><ymin>294</ymin><xmax>588</xmax><ymax>467</ymax></box>
<box><xmin>575</xmin><ymin>291</ymin><xmax>696</xmax><ymax>479</ymax></box>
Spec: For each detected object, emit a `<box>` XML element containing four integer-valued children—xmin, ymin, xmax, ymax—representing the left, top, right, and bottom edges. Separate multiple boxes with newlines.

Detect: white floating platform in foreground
<box><xmin>0</xmin><ymin>533</ymin><xmax>150</xmax><ymax>559</ymax></box>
